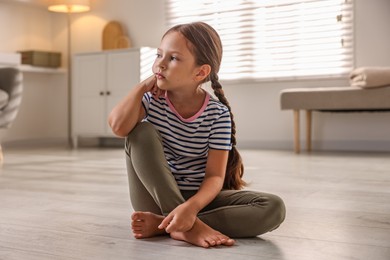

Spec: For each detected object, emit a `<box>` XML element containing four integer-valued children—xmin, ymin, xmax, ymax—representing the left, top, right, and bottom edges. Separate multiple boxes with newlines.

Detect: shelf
<box><xmin>19</xmin><ymin>64</ymin><xmax>66</xmax><ymax>74</ymax></box>
<box><xmin>1</xmin><ymin>52</ymin><xmax>66</xmax><ymax>74</ymax></box>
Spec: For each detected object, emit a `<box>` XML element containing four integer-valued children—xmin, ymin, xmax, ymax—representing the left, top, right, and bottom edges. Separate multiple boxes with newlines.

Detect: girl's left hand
<box><xmin>158</xmin><ymin>203</ymin><xmax>197</xmax><ymax>233</ymax></box>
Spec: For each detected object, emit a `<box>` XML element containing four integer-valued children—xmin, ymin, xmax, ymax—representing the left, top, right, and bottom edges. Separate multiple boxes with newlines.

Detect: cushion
<box><xmin>0</xmin><ymin>89</ymin><xmax>9</xmax><ymax>110</ymax></box>
<box><xmin>280</xmin><ymin>86</ymin><xmax>390</xmax><ymax>111</ymax></box>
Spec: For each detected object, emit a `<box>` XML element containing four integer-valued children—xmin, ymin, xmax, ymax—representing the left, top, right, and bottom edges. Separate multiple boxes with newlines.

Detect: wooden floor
<box><xmin>0</xmin><ymin>147</ymin><xmax>389</xmax><ymax>260</ymax></box>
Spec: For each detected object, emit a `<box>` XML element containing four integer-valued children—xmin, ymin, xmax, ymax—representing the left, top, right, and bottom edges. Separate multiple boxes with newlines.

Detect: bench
<box><xmin>280</xmin><ymin>86</ymin><xmax>390</xmax><ymax>153</ymax></box>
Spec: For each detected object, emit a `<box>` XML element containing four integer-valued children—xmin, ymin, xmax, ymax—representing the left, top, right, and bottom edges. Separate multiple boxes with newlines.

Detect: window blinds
<box><xmin>165</xmin><ymin>0</ymin><xmax>354</xmax><ymax>81</ymax></box>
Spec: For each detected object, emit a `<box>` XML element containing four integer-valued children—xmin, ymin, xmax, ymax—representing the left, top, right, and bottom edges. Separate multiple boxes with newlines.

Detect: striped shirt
<box><xmin>142</xmin><ymin>91</ymin><xmax>232</xmax><ymax>190</ymax></box>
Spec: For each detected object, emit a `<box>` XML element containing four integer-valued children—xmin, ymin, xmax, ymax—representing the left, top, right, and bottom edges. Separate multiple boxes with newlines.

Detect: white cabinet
<box><xmin>72</xmin><ymin>48</ymin><xmax>155</xmax><ymax>147</ymax></box>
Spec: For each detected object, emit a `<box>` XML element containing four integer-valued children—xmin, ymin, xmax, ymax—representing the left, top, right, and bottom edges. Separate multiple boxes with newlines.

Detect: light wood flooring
<box><xmin>0</xmin><ymin>146</ymin><xmax>389</xmax><ymax>260</ymax></box>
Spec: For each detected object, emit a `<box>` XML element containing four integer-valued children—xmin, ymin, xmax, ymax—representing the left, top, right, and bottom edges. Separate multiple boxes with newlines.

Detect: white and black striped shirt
<box><xmin>142</xmin><ymin>91</ymin><xmax>232</xmax><ymax>190</ymax></box>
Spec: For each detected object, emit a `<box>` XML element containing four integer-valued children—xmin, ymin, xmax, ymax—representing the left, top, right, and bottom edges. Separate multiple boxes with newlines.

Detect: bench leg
<box><xmin>0</xmin><ymin>144</ymin><xmax>3</xmax><ymax>164</ymax></box>
<box><xmin>293</xmin><ymin>110</ymin><xmax>300</xmax><ymax>153</ymax></box>
<box><xmin>306</xmin><ymin>110</ymin><xmax>312</xmax><ymax>152</ymax></box>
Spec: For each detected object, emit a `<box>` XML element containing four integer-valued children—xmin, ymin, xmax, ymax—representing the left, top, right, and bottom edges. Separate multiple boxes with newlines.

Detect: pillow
<box><xmin>0</xmin><ymin>89</ymin><xmax>9</xmax><ymax>110</ymax></box>
<box><xmin>349</xmin><ymin>67</ymin><xmax>390</xmax><ymax>88</ymax></box>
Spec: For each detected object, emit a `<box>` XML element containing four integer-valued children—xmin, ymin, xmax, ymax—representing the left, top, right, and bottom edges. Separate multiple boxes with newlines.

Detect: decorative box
<box><xmin>19</xmin><ymin>51</ymin><xmax>61</xmax><ymax>68</ymax></box>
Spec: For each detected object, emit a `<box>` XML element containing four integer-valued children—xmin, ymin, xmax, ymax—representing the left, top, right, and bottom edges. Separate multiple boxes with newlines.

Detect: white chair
<box><xmin>0</xmin><ymin>67</ymin><xmax>23</xmax><ymax>162</ymax></box>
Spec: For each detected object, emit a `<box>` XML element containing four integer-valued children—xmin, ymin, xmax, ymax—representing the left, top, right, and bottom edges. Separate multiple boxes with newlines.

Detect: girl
<box><xmin>109</xmin><ymin>22</ymin><xmax>285</xmax><ymax>248</ymax></box>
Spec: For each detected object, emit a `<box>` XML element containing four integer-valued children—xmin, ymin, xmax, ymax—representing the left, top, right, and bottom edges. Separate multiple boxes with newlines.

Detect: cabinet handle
<box><xmin>106</xmin><ymin>91</ymin><xmax>111</xmax><ymax>95</ymax></box>
<box><xmin>99</xmin><ymin>91</ymin><xmax>104</xmax><ymax>96</ymax></box>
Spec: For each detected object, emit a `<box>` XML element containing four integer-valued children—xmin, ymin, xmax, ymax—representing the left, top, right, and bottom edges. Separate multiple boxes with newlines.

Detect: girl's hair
<box><xmin>164</xmin><ymin>22</ymin><xmax>245</xmax><ymax>190</ymax></box>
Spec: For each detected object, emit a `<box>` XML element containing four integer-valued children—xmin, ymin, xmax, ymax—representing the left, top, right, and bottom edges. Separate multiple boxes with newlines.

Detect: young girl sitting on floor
<box><xmin>109</xmin><ymin>22</ymin><xmax>286</xmax><ymax>248</ymax></box>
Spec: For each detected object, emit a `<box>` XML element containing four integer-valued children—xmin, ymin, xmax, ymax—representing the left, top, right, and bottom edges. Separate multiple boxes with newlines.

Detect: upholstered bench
<box><xmin>280</xmin><ymin>86</ymin><xmax>390</xmax><ymax>153</ymax></box>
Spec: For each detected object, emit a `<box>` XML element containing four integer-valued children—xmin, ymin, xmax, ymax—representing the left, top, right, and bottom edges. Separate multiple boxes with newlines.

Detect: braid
<box><xmin>210</xmin><ymin>73</ymin><xmax>245</xmax><ymax>190</ymax></box>
<box><xmin>210</xmin><ymin>74</ymin><xmax>236</xmax><ymax>145</ymax></box>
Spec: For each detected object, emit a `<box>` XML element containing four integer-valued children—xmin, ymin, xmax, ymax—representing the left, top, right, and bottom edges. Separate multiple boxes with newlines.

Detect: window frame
<box><xmin>164</xmin><ymin>0</ymin><xmax>354</xmax><ymax>82</ymax></box>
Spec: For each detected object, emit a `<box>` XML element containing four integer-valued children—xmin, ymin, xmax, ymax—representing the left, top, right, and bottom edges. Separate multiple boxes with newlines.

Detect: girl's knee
<box><xmin>249</xmin><ymin>192</ymin><xmax>285</xmax><ymax>216</ymax></box>
<box><xmin>267</xmin><ymin>194</ymin><xmax>286</xmax><ymax>224</ymax></box>
<box><xmin>126</xmin><ymin>122</ymin><xmax>159</xmax><ymax>147</ymax></box>
<box><xmin>249</xmin><ymin>193</ymin><xmax>286</xmax><ymax>234</ymax></box>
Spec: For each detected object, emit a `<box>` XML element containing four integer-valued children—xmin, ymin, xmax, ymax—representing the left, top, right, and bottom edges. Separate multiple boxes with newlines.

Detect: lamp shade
<box><xmin>48</xmin><ymin>0</ymin><xmax>90</xmax><ymax>13</ymax></box>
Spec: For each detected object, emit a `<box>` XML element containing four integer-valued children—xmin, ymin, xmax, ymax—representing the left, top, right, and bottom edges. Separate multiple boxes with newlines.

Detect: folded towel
<box><xmin>349</xmin><ymin>67</ymin><xmax>390</xmax><ymax>88</ymax></box>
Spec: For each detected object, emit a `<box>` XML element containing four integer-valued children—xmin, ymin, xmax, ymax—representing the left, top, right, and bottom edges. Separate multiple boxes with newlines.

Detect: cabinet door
<box><xmin>73</xmin><ymin>54</ymin><xmax>106</xmax><ymax>136</ymax></box>
<box><xmin>106</xmin><ymin>51</ymin><xmax>140</xmax><ymax>134</ymax></box>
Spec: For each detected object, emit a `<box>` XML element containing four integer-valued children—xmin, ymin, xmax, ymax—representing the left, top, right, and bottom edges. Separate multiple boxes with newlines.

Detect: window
<box><xmin>165</xmin><ymin>0</ymin><xmax>354</xmax><ymax>81</ymax></box>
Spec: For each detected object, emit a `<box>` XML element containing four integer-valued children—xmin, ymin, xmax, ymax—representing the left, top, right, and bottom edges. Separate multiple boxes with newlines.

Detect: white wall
<box><xmin>1</xmin><ymin>0</ymin><xmax>390</xmax><ymax>151</ymax></box>
<box><xmin>223</xmin><ymin>0</ymin><xmax>390</xmax><ymax>151</ymax></box>
<box><xmin>0</xmin><ymin>1</ymin><xmax>68</xmax><ymax>144</ymax></box>
<box><xmin>0</xmin><ymin>1</ymin><xmax>51</xmax><ymax>52</ymax></box>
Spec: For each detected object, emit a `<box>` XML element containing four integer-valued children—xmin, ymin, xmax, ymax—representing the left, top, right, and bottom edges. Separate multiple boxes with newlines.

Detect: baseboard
<box><xmin>237</xmin><ymin>140</ymin><xmax>291</xmax><ymax>151</ymax></box>
<box><xmin>310</xmin><ymin>140</ymin><xmax>390</xmax><ymax>152</ymax></box>
<box><xmin>2</xmin><ymin>138</ymin><xmax>69</xmax><ymax>148</ymax></box>
<box><xmin>2</xmin><ymin>137</ymin><xmax>125</xmax><ymax>149</ymax></box>
<box><xmin>238</xmin><ymin>140</ymin><xmax>390</xmax><ymax>152</ymax></box>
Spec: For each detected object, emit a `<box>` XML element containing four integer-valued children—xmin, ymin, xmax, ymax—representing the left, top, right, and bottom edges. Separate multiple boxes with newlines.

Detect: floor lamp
<box><xmin>48</xmin><ymin>0</ymin><xmax>91</xmax><ymax>147</ymax></box>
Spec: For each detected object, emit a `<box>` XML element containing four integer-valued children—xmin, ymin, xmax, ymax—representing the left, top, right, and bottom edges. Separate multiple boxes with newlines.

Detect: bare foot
<box><xmin>131</xmin><ymin>212</ymin><xmax>166</xmax><ymax>239</ymax></box>
<box><xmin>170</xmin><ymin>218</ymin><xmax>235</xmax><ymax>248</ymax></box>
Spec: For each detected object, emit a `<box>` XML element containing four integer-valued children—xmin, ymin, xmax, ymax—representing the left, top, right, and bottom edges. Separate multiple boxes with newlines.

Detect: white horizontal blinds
<box><xmin>165</xmin><ymin>0</ymin><xmax>353</xmax><ymax>80</ymax></box>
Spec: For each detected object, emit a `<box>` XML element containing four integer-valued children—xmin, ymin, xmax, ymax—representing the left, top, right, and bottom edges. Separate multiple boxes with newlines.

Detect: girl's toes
<box><xmin>134</xmin><ymin>233</ymin><xmax>143</xmax><ymax>239</ymax></box>
<box><xmin>205</xmin><ymin>236</ymin><xmax>218</xmax><ymax>246</ymax></box>
<box><xmin>201</xmin><ymin>240</ymin><xmax>210</xmax><ymax>248</ymax></box>
<box><xmin>225</xmin><ymin>238</ymin><xmax>235</xmax><ymax>246</ymax></box>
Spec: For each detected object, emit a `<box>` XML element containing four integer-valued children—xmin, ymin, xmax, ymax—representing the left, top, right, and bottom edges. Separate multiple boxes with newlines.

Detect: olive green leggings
<box><xmin>125</xmin><ymin>122</ymin><xmax>286</xmax><ymax>238</ymax></box>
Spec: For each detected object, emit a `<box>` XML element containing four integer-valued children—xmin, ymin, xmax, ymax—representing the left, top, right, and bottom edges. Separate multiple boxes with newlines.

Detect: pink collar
<box><xmin>165</xmin><ymin>91</ymin><xmax>210</xmax><ymax>122</ymax></box>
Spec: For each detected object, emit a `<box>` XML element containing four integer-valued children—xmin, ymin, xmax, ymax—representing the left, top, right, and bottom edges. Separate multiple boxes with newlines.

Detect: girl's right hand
<box><xmin>158</xmin><ymin>202</ymin><xmax>198</xmax><ymax>233</ymax></box>
<box><xmin>141</xmin><ymin>74</ymin><xmax>165</xmax><ymax>98</ymax></box>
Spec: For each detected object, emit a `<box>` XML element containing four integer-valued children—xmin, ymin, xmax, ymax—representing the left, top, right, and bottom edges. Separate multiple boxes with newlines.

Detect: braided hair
<box><xmin>164</xmin><ymin>22</ymin><xmax>245</xmax><ymax>190</ymax></box>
